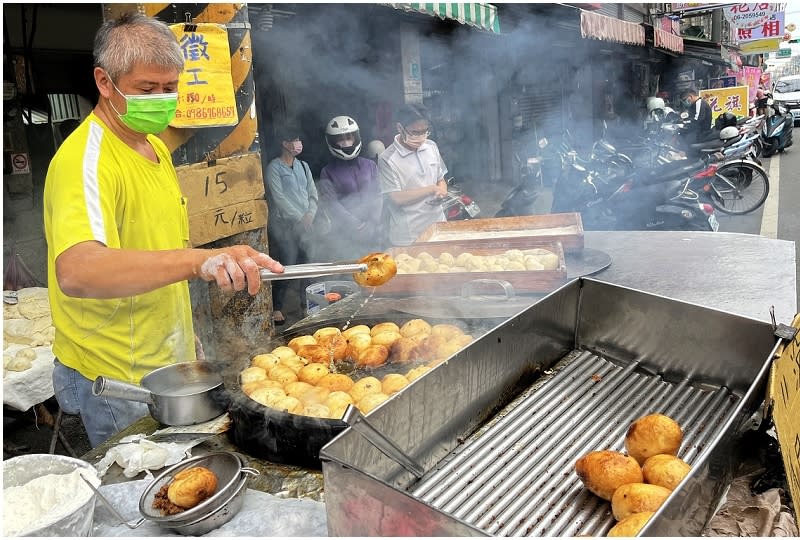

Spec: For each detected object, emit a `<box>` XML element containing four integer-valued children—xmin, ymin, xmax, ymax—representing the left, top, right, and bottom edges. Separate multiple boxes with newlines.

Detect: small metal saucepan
<box><xmin>92</xmin><ymin>361</ymin><xmax>228</xmax><ymax>426</ymax></box>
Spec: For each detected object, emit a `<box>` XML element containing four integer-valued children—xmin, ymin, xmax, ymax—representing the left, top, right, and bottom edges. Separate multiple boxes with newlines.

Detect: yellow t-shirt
<box><xmin>43</xmin><ymin>112</ymin><xmax>195</xmax><ymax>384</ymax></box>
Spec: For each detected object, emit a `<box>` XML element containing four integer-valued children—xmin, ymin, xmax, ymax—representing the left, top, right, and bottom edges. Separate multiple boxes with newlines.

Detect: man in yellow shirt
<box><xmin>43</xmin><ymin>13</ymin><xmax>284</xmax><ymax>447</ymax></box>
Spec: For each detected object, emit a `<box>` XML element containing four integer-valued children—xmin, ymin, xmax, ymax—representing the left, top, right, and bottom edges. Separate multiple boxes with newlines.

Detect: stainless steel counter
<box><xmin>82</xmin><ymin>231</ymin><xmax>796</xmax><ymax>520</ymax></box>
<box><xmin>584</xmin><ymin>231</ymin><xmax>797</xmax><ymax>325</ymax></box>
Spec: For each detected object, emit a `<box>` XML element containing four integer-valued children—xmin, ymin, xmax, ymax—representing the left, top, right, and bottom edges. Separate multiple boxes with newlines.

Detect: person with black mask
<box><xmin>316</xmin><ymin>115</ymin><xmax>384</xmax><ymax>261</ymax></box>
<box><xmin>679</xmin><ymin>87</ymin><xmax>713</xmax><ymax>143</ymax></box>
<box><xmin>264</xmin><ymin>125</ymin><xmax>318</xmax><ymax>325</ymax></box>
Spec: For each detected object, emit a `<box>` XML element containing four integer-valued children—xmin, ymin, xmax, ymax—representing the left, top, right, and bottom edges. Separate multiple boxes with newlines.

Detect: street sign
<box><xmin>10</xmin><ymin>152</ymin><xmax>30</xmax><ymax>175</ymax></box>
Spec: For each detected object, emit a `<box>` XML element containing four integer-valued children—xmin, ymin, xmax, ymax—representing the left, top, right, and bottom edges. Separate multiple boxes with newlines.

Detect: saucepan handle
<box><xmin>92</xmin><ymin>376</ymin><xmax>154</xmax><ymax>405</ymax></box>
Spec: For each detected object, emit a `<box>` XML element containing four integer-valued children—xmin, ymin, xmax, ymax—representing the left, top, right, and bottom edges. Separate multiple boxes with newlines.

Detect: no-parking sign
<box><xmin>10</xmin><ymin>153</ymin><xmax>30</xmax><ymax>175</ymax></box>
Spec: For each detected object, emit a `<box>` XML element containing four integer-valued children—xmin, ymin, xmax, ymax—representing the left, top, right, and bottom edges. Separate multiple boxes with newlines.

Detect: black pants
<box><xmin>267</xmin><ymin>219</ymin><xmax>308</xmax><ymax>312</ymax></box>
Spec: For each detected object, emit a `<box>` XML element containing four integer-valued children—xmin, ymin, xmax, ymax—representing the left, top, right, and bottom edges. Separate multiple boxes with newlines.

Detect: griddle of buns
<box><xmin>240</xmin><ymin>319</ymin><xmax>469</xmax><ymax>419</ymax></box>
<box><xmin>394</xmin><ymin>248</ymin><xmax>560</xmax><ymax>274</ymax></box>
<box><xmin>153</xmin><ymin>466</ymin><xmax>218</xmax><ymax>515</ymax></box>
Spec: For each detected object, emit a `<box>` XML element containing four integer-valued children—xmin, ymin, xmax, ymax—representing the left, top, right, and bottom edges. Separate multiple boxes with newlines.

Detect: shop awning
<box><xmin>579</xmin><ymin>9</ymin><xmax>645</xmax><ymax>46</ymax></box>
<box><xmin>384</xmin><ymin>3</ymin><xmax>500</xmax><ymax>34</ymax></box>
<box><xmin>654</xmin><ymin>26</ymin><xmax>684</xmax><ymax>54</ymax></box>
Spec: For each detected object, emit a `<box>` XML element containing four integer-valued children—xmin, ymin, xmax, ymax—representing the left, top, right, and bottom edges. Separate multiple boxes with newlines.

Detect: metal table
<box><xmin>81</xmin><ymin>230</ymin><xmax>796</xmax><ymax>511</ymax></box>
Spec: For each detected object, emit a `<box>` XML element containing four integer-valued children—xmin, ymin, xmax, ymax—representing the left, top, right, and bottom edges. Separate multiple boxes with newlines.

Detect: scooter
<box><xmin>426</xmin><ymin>177</ymin><xmax>480</xmax><ymax>221</ymax></box>
<box><xmin>495</xmin><ymin>139</ymin><xmax>547</xmax><ymax>218</ymax></box>
<box><xmin>761</xmin><ymin>96</ymin><xmax>794</xmax><ymax>157</ymax></box>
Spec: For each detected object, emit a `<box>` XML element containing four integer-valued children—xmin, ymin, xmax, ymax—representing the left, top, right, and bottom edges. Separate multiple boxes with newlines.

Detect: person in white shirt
<box><xmin>378</xmin><ymin>104</ymin><xmax>448</xmax><ymax>246</ymax></box>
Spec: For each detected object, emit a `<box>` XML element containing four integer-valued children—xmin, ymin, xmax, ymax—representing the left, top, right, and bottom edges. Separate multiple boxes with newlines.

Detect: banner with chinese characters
<box><xmin>700</xmin><ymin>85</ymin><xmax>749</xmax><ymax>120</ymax></box>
<box><xmin>741</xmin><ymin>66</ymin><xmax>762</xmax><ymax>104</ymax></box>
<box><xmin>169</xmin><ymin>23</ymin><xmax>237</xmax><ymax>128</ymax></box>
<box><xmin>724</xmin><ymin>4</ymin><xmax>784</xmax><ymax>43</ymax></box>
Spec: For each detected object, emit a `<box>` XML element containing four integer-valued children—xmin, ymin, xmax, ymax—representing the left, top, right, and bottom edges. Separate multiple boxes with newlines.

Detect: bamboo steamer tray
<box><xmin>414</xmin><ymin>213</ymin><xmax>584</xmax><ymax>253</ymax></box>
<box><xmin>375</xmin><ymin>240</ymin><xmax>568</xmax><ymax>296</ymax></box>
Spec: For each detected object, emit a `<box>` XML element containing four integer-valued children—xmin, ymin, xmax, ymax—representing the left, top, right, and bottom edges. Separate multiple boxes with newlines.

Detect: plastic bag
<box><xmin>4</xmin><ymin>252</ymin><xmax>40</xmax><ymax>291</ymax></box>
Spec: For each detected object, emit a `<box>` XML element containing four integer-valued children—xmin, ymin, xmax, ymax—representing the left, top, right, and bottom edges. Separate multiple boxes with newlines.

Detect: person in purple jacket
<box><xmin>316</xmin><ymin>115</ymin><xmax>384</xmax><ymax>260</ymax></box>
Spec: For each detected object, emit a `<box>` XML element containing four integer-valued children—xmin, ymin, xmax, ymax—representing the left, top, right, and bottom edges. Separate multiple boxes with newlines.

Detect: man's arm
<box><xmin>56</xmin><ymin>241</ymin><xmax>283</xmax><ymax>298</ymax></box>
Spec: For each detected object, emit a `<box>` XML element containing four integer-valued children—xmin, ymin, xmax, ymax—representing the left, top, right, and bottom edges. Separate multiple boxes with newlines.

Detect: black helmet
<box><xmin>714</xmin><ymin>112</ymin><xmax>737</xmax><ymax>130</ymax></box>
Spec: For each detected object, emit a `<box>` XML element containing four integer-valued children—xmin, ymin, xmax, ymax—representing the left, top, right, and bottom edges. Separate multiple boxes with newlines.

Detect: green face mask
<box><xmin>110</xmin><ymin>82</ymin><xmax>178</xmax><ymax>134</ymax></box>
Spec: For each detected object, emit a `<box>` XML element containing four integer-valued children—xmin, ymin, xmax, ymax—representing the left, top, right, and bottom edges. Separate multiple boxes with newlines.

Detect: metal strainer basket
<box><xmin>138</xmin><ymin>451</ymin><xmax>246</xmax><ymax>523</ymax></box>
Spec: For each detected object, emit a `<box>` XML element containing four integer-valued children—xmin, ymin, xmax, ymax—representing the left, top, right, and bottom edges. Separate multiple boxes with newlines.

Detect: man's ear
<box><xmin>95</xmin><ymin>67</ymin><xmax>114</xmax><ymax>100</ymax></box>
<box><xmin>396</xmin><ymin>122</ymin><xmax>404</xmax><ymax>134</ymax></box>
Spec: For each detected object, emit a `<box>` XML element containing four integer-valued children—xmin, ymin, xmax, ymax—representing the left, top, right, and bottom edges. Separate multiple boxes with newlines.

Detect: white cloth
<box><xmin>3</xmin><ymin>344</ymin><xmax>55</xmax><ymax>411</ymax></box>
<box><xmin>92</xmin><ymin>479</ymin><xmax>328</xmax><ymax>536</ymax></box>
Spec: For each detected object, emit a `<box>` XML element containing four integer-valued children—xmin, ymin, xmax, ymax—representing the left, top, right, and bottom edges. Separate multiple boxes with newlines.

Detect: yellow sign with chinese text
<box><xmin>699</xmin><ymin>86</ymin><xmax>748</xmax><ymax>120</ymax></box>
<box><xmin>740</xmin><ymin>38</ymin><xmax>783</xmax><ymax>54</ymax></box>
<box><xmin>768</xmin><ymin>313</ymin><xmax>800</xmax><ymax>524</ymax></box>
<box><xmin>169</xmin><ymin>23</ymin><xmax>237</xmax><ymax>128</ymax></box>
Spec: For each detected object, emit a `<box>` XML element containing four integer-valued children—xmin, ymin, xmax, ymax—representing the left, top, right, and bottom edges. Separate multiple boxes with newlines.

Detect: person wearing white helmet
<box><xmin>365</xmin><ymin>139</ymin><xmax>386</xmax><ymax>161</ymax></box>
<box><xmin>645</xmin><ymin>96</ymin><xmax>678</xmax><ymax>130</ymax></box>
<box><xmin>316</xmin><ymin>115</ymin><xmax>384</xmax><ymax>260</ymax></box>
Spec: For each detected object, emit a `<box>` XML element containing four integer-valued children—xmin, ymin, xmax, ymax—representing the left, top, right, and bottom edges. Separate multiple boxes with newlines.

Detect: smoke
<box><xmin>249</xmin><ymin>3</ymin><xmax>670</xmax><ymax>259</ymax></box>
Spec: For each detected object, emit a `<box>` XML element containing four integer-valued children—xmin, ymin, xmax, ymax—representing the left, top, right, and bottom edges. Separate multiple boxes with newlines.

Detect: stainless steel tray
<box><xmin>320</xmin><ymin>278</ymin><xmax>780</xmax><ymax>537</ymax></box>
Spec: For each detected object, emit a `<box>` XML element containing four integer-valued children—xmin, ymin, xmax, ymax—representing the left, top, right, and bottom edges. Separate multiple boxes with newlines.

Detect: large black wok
<box><xmin>223</xmin><ymin>313</ymin><xmax>499</xmax><ymax>469</ymax></box>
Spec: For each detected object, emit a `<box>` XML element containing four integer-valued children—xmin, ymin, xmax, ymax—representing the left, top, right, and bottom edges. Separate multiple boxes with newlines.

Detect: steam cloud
<box><xmin>250</xmin><ymin>3</ymin><xmax>666</xmax><ymax>260</ymax></box>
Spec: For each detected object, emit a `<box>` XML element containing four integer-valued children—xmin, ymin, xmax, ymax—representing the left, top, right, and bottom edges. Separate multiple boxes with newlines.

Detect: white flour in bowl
<box><xmin>3</xmin><ymin>468</ymin><xmax>94</xmax><ymax>536</ymax></box>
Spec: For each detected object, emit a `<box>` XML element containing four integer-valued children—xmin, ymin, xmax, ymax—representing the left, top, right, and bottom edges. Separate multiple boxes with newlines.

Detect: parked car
<box><xmin>773</xmin><ymin>74</ymin><xmax>800</xmax><ymax>126</ymax></box>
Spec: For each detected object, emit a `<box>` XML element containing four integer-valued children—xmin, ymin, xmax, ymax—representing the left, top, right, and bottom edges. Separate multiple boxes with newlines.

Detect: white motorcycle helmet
<box><xmin>719</xmin><ymin>126</ymin><xmax>739</xmax><ymax>143</ymax></box>
<box><xmin>325</xmin><ymin>115</ymin><xmax>362</xmax><ymax>160</ymax></box>
<box><xmin>646</xmin><ymin>97</ymin><xmax>665</xmax><ymax>112</ymax></box>
<box><xmin>365</xmin><ymin>139</ymin><xmax>386</xmax><ymax>160</ymax></box>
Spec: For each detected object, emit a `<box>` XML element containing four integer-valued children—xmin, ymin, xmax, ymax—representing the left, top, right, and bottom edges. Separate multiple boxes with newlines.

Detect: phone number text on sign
<box><xmin>175</xmin><ymin>106</ymin><xmax>237</xmax><ymax>121</ymax></box>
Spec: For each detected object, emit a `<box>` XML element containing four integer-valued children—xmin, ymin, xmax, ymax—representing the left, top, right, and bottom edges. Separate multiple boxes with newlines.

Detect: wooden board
<box><xmin>372</xmin><ymin>240</ymin><xmax>568</xmax><ymax>296</ymax></box>
<box><xmin>414</xmin><ymin>213</ymin><xmax>584</xmax><ymax>253</ymax></box>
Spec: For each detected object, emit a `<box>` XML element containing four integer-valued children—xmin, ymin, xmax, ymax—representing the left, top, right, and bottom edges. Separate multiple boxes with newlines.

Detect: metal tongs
<box><xmin>259</xmin><ymin>261</ymin><xmax>367</xmax><ymax>282</ymax></box>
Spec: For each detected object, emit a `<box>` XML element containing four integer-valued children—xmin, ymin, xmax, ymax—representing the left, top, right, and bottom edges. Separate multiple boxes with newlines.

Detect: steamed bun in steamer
<box><xmin>382</xmin><ymin>373</ymin><xmax>409</xmax><ymax>395</ymax></box>
<box><xmin>271</xmin><ymin>346</ymin><xmax>296</xmax><ymax>361</ymax></box>
<box><xmin>268</xmin><ymin>365</ymin><xmax>298</xmax><ymax>385</ymax></box>
<box><xmin>295</xmin><ymin>344</ymin><xmax>330</xmax><ymax>364</ymax></box>
<box><xmin>325</xmin><ymin>391</ymin><xmax>355</xmax><ymax>418</ymax></box>
<box><xmin>313</xmin><ymin>327</ymin><xmax>341</xmax><ymax>341</ymax></box>
<box><xmin>317</xmin><ymin>332</ymin><xmax>348</xmax><ymax>361</ymax></box>
<box><xmin>284</xmin><ymin>381</ymin><xmax>314</xmax><ymax>399</ymax></box>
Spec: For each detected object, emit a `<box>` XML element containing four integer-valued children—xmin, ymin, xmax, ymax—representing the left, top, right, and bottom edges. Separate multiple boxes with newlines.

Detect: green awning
<box><xmin>385</xmin><ymin>3</ymin><xmax>501</xmax><ymax>34</ymax></box>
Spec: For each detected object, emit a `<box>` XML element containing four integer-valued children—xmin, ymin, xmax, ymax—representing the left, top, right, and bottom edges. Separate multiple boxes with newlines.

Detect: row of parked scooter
<box><xmin>434</xmin><ymin>94</ymin><xmax>792</xmax><ymax>231</ymax></box>
<box><xmin>494</xmin><ymin>95</ymin><xmax>793</xmax><ymax>232</ymax></box>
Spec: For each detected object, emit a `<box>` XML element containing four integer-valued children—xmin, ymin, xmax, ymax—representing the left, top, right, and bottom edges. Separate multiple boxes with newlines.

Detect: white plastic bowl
<box><xmin>3</xmin><ymin>454</ymin><xmax>101</xmax><ymax>537</ymax></box>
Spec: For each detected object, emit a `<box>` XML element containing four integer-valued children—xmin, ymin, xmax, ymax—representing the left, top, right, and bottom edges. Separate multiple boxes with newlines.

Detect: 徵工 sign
<box><xmin>169</xmin><ymin>23</ymin><xmax>238</xmax><ymax>128</ymax></box>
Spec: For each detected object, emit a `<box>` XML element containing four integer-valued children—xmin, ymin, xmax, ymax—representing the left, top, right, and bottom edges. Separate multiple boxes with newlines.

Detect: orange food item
<box><xmin>325</xmin><ymin>292</ymin><xmax>342</xmax><ymax>302</ymax></box>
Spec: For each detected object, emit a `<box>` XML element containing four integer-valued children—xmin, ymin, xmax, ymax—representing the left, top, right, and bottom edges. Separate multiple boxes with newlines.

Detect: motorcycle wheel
<box><xmin>709</xmin><ymin>162</ymin><xmax>769</xmax><ymax>215</ymax></box>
